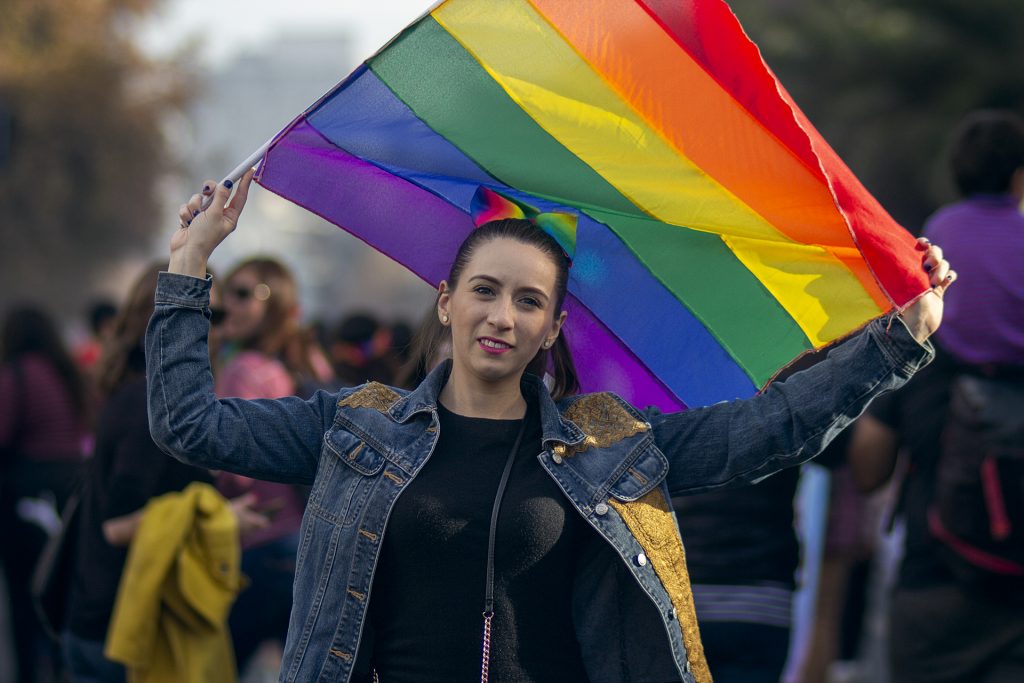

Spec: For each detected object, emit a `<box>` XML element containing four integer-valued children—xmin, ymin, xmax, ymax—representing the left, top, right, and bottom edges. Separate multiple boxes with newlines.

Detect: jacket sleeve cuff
<box><xmin>867</xmin><ymin>314</ymin><xmax>935</xmax><ymax>378</ymax></box>
<box><xmin>155</xmin><ymin>271</ymin><xmax>212</xmax><ymax>309</ymax></box>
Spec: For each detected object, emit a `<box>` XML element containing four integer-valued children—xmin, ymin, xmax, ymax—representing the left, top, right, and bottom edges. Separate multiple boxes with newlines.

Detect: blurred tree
<box><xmin>732</xmin><ymin>0</ymin><xmax>1024</xmax><ymax>229</ymax></box>
<box><xmin>0</xmin><ymin>0</ymin><xmax>187</xmax><ymax>317</ymax></box>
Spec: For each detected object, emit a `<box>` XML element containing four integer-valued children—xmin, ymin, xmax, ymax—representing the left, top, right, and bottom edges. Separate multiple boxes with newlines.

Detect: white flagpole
<box><xmin>223</xmin><ymin>135</ymin><xmax>274</xmax><ymax>185</ymax></box>
<box><xmin>199</xmin><ymin>135</ymin><xmax>273</xmax><ymax>210</ymax></box>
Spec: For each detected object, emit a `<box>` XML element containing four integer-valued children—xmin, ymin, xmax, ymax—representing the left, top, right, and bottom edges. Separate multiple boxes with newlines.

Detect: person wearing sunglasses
<box><xmin>214</xmin><ymin>256</ymin><xmax>335</xmax><ymax>676</ymax></box>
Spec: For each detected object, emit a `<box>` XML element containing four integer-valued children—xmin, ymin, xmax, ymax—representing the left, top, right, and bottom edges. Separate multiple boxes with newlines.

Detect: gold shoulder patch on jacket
<box><xmin>555</xmin><ymin>393</ymin><xmax>648</xmax><ymax>458</ymax></box>
<box><xmin>338</xmin><ymin>382</ymin><xmax>400</xmax><ymax>413</ymax></box>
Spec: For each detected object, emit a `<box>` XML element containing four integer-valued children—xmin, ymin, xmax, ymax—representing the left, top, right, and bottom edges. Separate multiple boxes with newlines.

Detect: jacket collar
<box><xmin>388</xmin><ymin>360</ymin><xmax>587</xmax><ymax>449</ymax></box>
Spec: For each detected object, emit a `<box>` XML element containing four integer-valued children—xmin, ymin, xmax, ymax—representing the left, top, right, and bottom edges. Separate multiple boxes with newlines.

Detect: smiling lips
<box><xmin>478</xmin><ymin>337</ymin><xmax>513</xmax><ymax>354</ymax></box>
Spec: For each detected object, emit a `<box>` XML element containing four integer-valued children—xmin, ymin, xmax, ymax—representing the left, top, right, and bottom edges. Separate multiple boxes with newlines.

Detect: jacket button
<box><xmin>635</xmin><ymin>552</ymin><xmax>648</xmax><ymax>567</ymax></box>
<box><xmin>594</xmin><ymin>503</ymin><xmax>609</xmax><ymax>516</ymax></box>
<box><xmin>551</xmin><ymin>453</ymin><xmax>564</xmax><ymax>465</ymax></box>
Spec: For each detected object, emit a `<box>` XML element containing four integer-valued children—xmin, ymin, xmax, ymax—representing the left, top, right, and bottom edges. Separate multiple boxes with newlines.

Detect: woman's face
<box><xmin>222</xmin><ymin>267</ymin><xmax>272</xmax><ymax>343</ymax></box>
<box><xmin>439</xmin><ymin>238</ymin><xmax>566</xmax><ymax>389</ymax></box>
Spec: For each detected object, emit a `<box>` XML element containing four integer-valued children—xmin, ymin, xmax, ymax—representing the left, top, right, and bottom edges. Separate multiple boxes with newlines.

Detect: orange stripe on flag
<box><xmin>528</xmin><ymin>0</ymin><xmax>890</xmax><ymax>311</ymax></box>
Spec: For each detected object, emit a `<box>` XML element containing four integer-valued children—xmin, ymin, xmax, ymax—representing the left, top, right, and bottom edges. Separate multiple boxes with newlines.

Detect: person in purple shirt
<box><xmin>924</xmin><ymin>109</ymin><xmax>1024</xmax><ymax>367</ymax></box>
<box><xmin>850</xmin><ymin>110</ymin><xmax>1024</xmax><ymax>683</ymax></box>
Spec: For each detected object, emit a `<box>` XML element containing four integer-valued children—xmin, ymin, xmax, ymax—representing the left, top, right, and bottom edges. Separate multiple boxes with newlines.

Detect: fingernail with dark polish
<box><xmin>203</xmin><ymin>184</ymin><xmax>212</xmax><ymax>193</ymax></box>
<box><xmin>223</xmin><ymin>179</ymin><xmax>234</xmax><ymax>189</ymax></box>
<box><xmin>192</xmin><ymin>210</ymin><xmax>199</xmax><ymax>217</ymax></box>
<box><xmin>923</xmin><ymin>263</ymin><xmax>932</xmax><ymax>272</ymax></box>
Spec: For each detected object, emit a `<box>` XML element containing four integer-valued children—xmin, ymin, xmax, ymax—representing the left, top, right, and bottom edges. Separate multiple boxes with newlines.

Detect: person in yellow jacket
<box><xmin>105</xmin><ymin>482</ymin><xmax>246</xmax><ymax>683</ymax></box>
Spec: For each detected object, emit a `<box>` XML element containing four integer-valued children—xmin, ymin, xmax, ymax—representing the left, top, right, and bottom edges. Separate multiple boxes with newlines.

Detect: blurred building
<box><xmin>169</xmin><ymin>31</ymin><xmax>434</xmax><ymax>325</ymax></box>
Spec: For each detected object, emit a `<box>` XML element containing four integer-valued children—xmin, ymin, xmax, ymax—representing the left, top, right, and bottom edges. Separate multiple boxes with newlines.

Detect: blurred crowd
<box><xmin>1</xmin><ymin>109</ymin><xmax>1022</xmax><ymax>683</ymax></box>
<box><xmin>0</xmin><ymin>255</ymin><xmax>422</xmax><ymax>683</ymax></box>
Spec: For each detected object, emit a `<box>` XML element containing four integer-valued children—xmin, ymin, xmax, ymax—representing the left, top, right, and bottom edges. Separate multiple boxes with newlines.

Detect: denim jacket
<box><xmin>147</xmin><ymin>272</ymin><xmax>933</xmax><ymax>683</ymax></box>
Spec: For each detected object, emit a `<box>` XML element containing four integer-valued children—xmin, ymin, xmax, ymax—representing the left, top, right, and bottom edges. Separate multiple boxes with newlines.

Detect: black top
<box><xmin>67</xmin><ymin>374</ymin><xmax>213</xmax><ymax>640</ymax></box>
<box><xmin>670</xmin><ymin>344</ymin><xmax>853</xmax><ymax>588</ymax></box>
<box><xmin>673</xmin><ymin>467</ymin><xmax>800</xmax><ymax>586</ymax></box>
<box><xmin>364</xmin><ymin>400</ymin><xmax>591</xmax><ymax>682</ymax></box>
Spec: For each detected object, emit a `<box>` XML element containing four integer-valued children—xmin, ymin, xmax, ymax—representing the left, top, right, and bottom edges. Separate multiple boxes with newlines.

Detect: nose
<box><xmin>487</xmin><ymin>296</ymin><xmax>514</xmax><ymax>329</ymax></box>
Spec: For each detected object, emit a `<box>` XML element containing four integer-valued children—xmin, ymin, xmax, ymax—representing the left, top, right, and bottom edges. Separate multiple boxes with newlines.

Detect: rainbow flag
<box><xmin>255</xmin><ymin>0</ymin><xmax>930</xmax><ymax>412</ymax></box>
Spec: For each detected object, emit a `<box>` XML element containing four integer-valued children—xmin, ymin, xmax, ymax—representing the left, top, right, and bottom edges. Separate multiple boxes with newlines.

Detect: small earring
<box><xmin>441</xmin><ymin>314</ymin><xmax>450</xmax><ymax>325</ymax></box>
<box><xmin>543</xmin><ymin>339</ymin><xmax>552</xmax><ymax>349</ymax></box>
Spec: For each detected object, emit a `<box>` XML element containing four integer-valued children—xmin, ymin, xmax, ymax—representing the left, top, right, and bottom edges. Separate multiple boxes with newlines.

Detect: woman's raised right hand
<box><xmin>169</xmin><ymin>168</ymin><xmax>254</xmax><ymax>278</ymax></box>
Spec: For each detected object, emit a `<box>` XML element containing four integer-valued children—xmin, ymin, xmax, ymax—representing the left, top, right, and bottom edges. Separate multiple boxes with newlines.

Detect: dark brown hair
<box><xmin>951</xmin><ymin>109</ymin><xmax>1024</xmax><ymax>196</ymax></box>
<box><xmin>2</xmin><ymin>305</ymin><xmax>86</xmax><ymax>413</ymax></box>
<box><xmin>416</xmin><ymin>219</ymin><xmax>579</xmax><ymax>399</ymax></box>
<box><xmin>96</xmin><ymin>261</ymin><xmax>164</xmax><ymax>396</ymax></box>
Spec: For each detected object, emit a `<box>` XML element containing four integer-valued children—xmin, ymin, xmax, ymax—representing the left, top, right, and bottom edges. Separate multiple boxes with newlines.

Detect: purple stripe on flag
<box><xmin>259</xmin><ymin>118</ymin><xmax>471</xmax><ymax>284</ymax></box>
<box><xmin>563</xmin><ymin>297</ymin><xmax>685</xmax><ymax>411</ymax></box>
<box><xmin>258</xmin><ymin>118</ymin><xmax>685</xmax><ymax>411</ymax></box>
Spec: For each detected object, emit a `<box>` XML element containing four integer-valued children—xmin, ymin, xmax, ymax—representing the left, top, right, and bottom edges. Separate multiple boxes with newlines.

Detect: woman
<box><xmin>214</xmin><ymin>256</ymin><xmax>333</xmax><ymax>673</ymax></box>
<box><xmin>148</xmin><ymin>173</ymin><xmax>952</xmax><ymax>683</ymax></box>
<box><xmin>217</xmin><ymin>257</ymin><xmax>333</xmax><ymax>400</ymax></box>
<box><xmin>0</xmin><ymin>306</ymin><xmax>88</xmax><ymax>683</ymax></box>
<box><xmin>62</xmin><ymin>264</ymin><xmax>252</xmax><ymax>682</ymax></box>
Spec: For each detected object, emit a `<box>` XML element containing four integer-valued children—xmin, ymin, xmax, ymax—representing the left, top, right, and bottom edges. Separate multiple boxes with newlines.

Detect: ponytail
<box><xmin>548</xmin><ymin>330</ymin><xmax>579</xmax><ymax>400</ymax></box>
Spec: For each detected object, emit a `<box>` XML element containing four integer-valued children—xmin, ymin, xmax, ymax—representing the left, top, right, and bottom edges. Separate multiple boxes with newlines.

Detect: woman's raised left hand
<box><xmin>899</xmin><ymin>238</ymin><xmax>956</xmax><ymax>344</ymax></box>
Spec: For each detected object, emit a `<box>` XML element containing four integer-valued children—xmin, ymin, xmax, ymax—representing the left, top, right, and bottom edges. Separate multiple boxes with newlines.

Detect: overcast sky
<box><xmin>137</xmin><ymin>0</ymin><xmax>434</xmax><ymax>67</ymax></box>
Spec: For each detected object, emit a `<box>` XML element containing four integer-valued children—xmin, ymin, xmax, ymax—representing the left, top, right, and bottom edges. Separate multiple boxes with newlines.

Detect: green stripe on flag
<box><xmin>588</xmin><ymin>209</ymin><xmax>813</xmax><ymax>385</ymax></box>
<box><xmin>370</xmin><ymin>18</ymin><xmax>636</xmax><ymax>214</ymax></box>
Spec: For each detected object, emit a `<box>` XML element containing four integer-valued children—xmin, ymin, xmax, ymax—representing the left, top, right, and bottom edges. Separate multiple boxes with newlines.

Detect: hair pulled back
<box><xmin>414</xmin><ymin>218</ymin><xmax>579</xmax><ymax>399</ymax></box>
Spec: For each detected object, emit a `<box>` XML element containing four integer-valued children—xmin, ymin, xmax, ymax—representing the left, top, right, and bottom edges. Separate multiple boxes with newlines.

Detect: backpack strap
<box><xmin>927</xmin><ymin>507</ymin><xmax>1024</xmax><ymax>576</ymax></box>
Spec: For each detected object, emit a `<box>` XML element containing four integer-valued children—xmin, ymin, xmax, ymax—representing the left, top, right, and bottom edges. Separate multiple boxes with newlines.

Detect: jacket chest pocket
<box><xmin>310</xmin><ymin>427</ymin><xmax>386</xmax><ymax>527</ymax></box>
<box><xmin>608</xmin><ymin>440</ymin><xmax>669</xmax><ymax>502</ymax></box>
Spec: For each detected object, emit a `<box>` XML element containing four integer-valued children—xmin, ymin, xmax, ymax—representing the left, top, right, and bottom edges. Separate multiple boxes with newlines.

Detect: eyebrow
<box><xmin>467</xmin><ymin>274</ymin><xmax>550</xmax><ymax>301</ymax></box>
